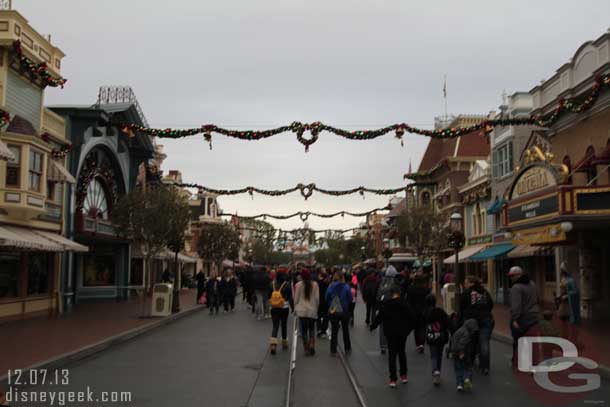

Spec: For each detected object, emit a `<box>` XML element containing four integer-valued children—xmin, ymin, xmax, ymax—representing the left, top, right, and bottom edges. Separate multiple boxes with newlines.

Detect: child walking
<box><xmin>423</xmin><ymin>294</ymin><xmax>450</xmax><ymax>386</ymax></box>
<box><xmin>451</xmin><ymin>318</ymin><xmax>479</xmax><ymax>392</ymax></box>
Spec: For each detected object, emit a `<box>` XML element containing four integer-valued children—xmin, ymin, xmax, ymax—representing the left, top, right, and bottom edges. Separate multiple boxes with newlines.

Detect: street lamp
<box><xmin>448</xmin><ymin>212</ymin><xmax>465</xmax><ymax>297</ymax></box>
<box><xmin>383</xmin><ymin>238</ymin><xmax>392</xmax><ymax>268</ymax></box>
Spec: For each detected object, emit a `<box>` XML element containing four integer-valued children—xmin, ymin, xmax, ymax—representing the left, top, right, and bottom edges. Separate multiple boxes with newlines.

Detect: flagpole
<box><xmin>443</xmin><ymin>74</ymin><xmax>448</xmax><ymax>120</ymax></box>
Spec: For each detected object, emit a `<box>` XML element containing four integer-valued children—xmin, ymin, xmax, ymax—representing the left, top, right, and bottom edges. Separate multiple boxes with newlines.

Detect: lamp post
<box><xmin>383</xmin><ymin>238</ymin><xmax>392</xmax><ymax>269</ymax></box>
<box><xmin>449</xmin><ymin>212</ymin><xmax>465</xmax><ymax>296</ymax></box>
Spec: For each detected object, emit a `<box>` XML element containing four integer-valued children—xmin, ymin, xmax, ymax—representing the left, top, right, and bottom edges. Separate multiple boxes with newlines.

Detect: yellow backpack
<box><xmin>270</xmin><ymin>282</ymin><xmax>287</xmax><ymax>309</ymax></box>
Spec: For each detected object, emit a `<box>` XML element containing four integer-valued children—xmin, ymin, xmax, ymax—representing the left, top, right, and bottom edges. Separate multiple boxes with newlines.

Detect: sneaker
<box><xmin>400</xmin><ymin>375</ymin><xmax>408</xmax><ymax>384</ymax></box>
<box><xmin>463</xmin><ymin>378</ymin><xmax>472</xmax><ymax>391</ymax></box>
<box><xmin>457</xmin><ymin>385</ymin><xmax>464</xmax><ymax>392</ymax></box>
<box><xmin>433</xmin><ymin>375</ymin><xmax>440</xmax><ymax>386</ymax></box>
<box><xmin>388</xmin><ymin>380</ymin><xmax>397</xmax><ymax>388</ymax></box>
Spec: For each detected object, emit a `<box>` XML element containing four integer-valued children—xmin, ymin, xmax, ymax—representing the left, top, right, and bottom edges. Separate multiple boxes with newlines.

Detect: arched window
<box><xmin>562</xmin><ymin>155</ymin><xmax>573</xmax><ymax>184</ymax></box>
<box><xmin>585</xmin><ymin>146</ymin><xmax>597</xmax><ymax>185</ymax></box>
<box><xmin>83</xmin><ymin>178</ymin><xmax>110</xmax><ymax>220</ymax></box>
<box><xmin>421</xmin><ymin>191</ymin><xmax>431</xmax><ymax>207</ymax></box>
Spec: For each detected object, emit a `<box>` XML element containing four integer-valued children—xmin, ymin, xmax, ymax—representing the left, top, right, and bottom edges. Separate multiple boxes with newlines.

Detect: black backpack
<box><xmin>426</xmin><ymin>320</ymin><xmax>448</xmax><ymax>345</ymax></box>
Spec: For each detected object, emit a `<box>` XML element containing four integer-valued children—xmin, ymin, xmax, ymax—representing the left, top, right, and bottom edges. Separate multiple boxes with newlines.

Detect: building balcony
<box><xmin>0</xmin><ymin>9</ymin><xmax>65</xmax><ymax>76</ymax></box>
<box><xmin>0</xmin><ymin>186</ymin><xmax>46</xmax><ymax>219</ymax></box>
<box><xmin>41</xmin><ymin>108</ymin><xmax>65</xmax><ymax>140</ymax></box>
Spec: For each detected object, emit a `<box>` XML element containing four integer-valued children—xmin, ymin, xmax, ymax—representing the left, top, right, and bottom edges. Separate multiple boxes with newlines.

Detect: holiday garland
<box><xmin>176</xmin><ymin>182</ymin><xmax>407</xmax><ymax>200</ymax></box>
<box><xmin>120</xmin><ymin>73</ymin><xmax>610</xmax><ymax>151</ymax></box>
<box><xmin>221</xmin><ymin>205</ymin><xmax>391</xmax><ymax>222</ymax></box>
<box><xmin>13</xmin><ymin>41</ymin><xmax>67</xmax><ymax>88</ymax></box>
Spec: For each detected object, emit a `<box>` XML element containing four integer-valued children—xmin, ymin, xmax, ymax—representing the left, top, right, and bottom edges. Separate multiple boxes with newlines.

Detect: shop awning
<box><xmin>132</xmin><ymin>247</ymin><xmax>198</xmax><ymax>263</ymax></box>
<box><xmin>0</xmin><ymin>139</ymin><xmax>15</xmax><ymax>161</ymax></box>
<box><xmin>487</xmin><ymin>198</ymin><xmax>505</xmax><ymax>215</ymax></box>
<box><xmin>469</xmin><ymin>243</ymin><xmax>515</xmax><ymax>262</ymax></box>
<box><xmin>0</xmin><ymin>226</ymin><xmax>63</xmax><ymax>251</ymax></box>
<box><xmin>48</xmin><ymin>160</ymin><xmax>76</xmax><ymax>184</ymax></box>
<box><xmin>443</xmin><ymin>245</ymin><xmax>487</xmax><ymax>264</ymax></box>
<box><xmin>34</xmin><ymin>230</ymin><xmax>89</xmax><ymax>252</ymax></box>
<box><xmin>507</xmin><ymin>245</ymin><xmax>552</xmax><ymax>259</ymax></box>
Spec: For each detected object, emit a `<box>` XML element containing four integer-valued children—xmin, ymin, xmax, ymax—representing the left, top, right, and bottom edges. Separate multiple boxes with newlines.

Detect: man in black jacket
<box><xmin>252</xmin><ymin>266</ymin><xmax>271</xmax><ymax>320</ymax></box>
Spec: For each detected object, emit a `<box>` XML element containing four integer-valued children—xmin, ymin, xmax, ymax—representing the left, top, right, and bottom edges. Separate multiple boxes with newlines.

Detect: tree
<box><xmin>165</xmin><ymin>188</ymin><xmax>191</xmax><ymax>313</ymax></box>
<box><xmin>197</xmin><ymin>223</ymin><xmax>241</xmax><ymax>275</ymax></box>
<box><xmin>113</xmin><ymin>185</ymin><xmax>190</xmax><ymax>316</ymax></box>
<box><xmin>243</xmin><ymin>219</ymin><xmax>276</xmax><ymax>264</ymax></box>
<box><xmin>395</xmin><ymin>205</ymin><xmax>449</xmax><ymax>261</ymax></box>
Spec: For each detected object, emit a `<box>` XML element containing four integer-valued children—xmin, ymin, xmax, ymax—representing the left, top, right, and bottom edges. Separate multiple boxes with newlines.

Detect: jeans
<box><xmin>317</xmin><ymin>309</ymin><xmax>329</xmax><ymax>335</ymax></box>
<box><xmin>429</xmin><ymin>344</ymin><xmax>444</xmax><ymax>373</ymax></box>
<box><xmin>300</xmin><ymin>317</ymin><xmax>316</xmax><ymax>344</ymax></box>
<box><xmin>255</xmin><ymin>290</ymin><xmax>269</xmax><ymax>319</ymax></box>
<box><xmin>386</xmin><ymin>333</ymin><xmax>408</xmax><ymax>381</ymax></box>
<box><xmin>271</xmin><ymin>308</ymin><xmax>289</xmax><ymax>340</ymax></box>
<box><xmin>349</xmin><ymin>302</ymin><xmax>356</xmax><ymax>325</ymax></box>
<box><xmin>365</xmin><ymin>302</ymin><xmax>376</xmax><ymax>325</ymax></box>
<box><xmin>477</xmin><ymin>319</ymin><xmax>494</xmax><ymax>370</ymax></box>
<box><xmin>454</xmin><ymin>356</ymin><xmax>472</xmax><ymax>386</ymax></box>
<box><xmin>414</xmin><ymin>316</ymin><xmax>426</xmax><ymax>347</ymax></box>
<box><xmin>379</xmin><ymin>323</ymin><xmax>387</xmax><ymax>351</ymax></box>
<box><xmin>223</xmin><ymin>295</ymin><xmax>235</xmax><ymax>311</ymax></box>
<box><xmin>330</xmin><ymin>314</ymin><xmax>351</xmax><ymax>354</ymax></box>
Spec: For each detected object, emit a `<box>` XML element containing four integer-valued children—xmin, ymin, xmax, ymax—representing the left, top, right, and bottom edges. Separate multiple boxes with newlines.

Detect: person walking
<box><xmin>269</xmin><ymin>269</ymin><xmax>294</xmax><ymax>354</ymax></box>
<box><xmin>459</xmin><ymin>275</ymin><xmax>494</xmax><ymax>375</ymax></box>
<box><xmin>407</xmin><ymin>274</ymin><xmax>431</xmax><ymax>353</ymax></box>
<box><xmin>295</xmin><ymin>269</ymin><xmax>319</xmax><ymax>356</ymax></box>
<box><xmin>376</xmin><ymin>265</ymin><xmax>400</xmax><ymax>355</ymax></box>
<box><xmin>195</xmin><ymin>270</ymin><xmax>206</xmax><ymax>305</ymax></box>
<box><xmin>326</xmin><ymin>270</ymin><xmax>353</xmax><ymax>356</ymax></box>
<box><xmin>317</xmin><ymin>270</ymin><xmax>330</xmax><ymax>338</ymax></box>
<box><xmin>508</xmin><ymin>266</ymin><xmax>540</xmax><ymax>366</ymax></box>
<box><xmin>370</xmin><ymin>288</ymin><xmax>415</xmax><ymax>387</ymax></box>
<box><xmin>557</xmin><ymin>262</ymin><xmax>581</xmax><ymax>345</ymax></box>
<box><xmin>222</xmin><ymin>270</ymin><xmax>238</xmax><ymax>312</ymax></box>
<box><xmin>348</xmin><ymin>273</ymin><xmax>358</xmax><ymax>327</ymax></box>
<box><xmin>424</xmin><ymin>294</ymin><xmax>451</xmax><ymax>386</ymax></box>
<box><xmin>253</xmin><ymin>266</ymin><xmax>271</xmax><ymax>320</ymax></box>
<box><xmin>206</xmin><ymin>274</ymin><xmax>221</xmax><ymax>315</ymax></box>
<box><xmin>362</xmin><ymin>269</ymin><xmax>381</xmax><ymax>326</ymax></box>
<box><xmin>451</xmin><ymin>318</ymin><xmax>479</xmax><ymax>392</ymax></box>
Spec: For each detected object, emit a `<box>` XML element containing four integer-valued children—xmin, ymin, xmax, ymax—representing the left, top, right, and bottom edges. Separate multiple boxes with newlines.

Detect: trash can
<box><xmin>442</xmin><ymin>283</ymin><xmax>457</xmax><ymax>316</ymax></box>
<box><xmin>151</xmin><ymin>283</ymin><xmax>173</xmax><ymax>317</ymax></box>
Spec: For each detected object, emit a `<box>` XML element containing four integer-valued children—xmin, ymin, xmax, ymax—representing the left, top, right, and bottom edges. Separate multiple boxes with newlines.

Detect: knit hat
<box><xmin>508</xmin><ymin>266</ymin><xmax>523</xmax><ymax>277</ymax></box>
<box><xmin>301</xmin><ymin>269</ymin><xmax>311</xmax><ymax>280</ymax></box>
<box><xmin>385</xmin><ymin>264</ymin><xmax>398</xmax><ymax>277</ymax></box>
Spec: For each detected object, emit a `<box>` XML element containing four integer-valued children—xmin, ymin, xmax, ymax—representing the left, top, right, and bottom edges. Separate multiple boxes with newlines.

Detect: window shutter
<box><xmin>508</xmin><ymin>141</ymin><xmax>514</xmax><ymax>172</ymax></box>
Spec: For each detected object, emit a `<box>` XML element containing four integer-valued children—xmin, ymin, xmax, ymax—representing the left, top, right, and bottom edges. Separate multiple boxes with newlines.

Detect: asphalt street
<box><xmin>9</xmin><ymin>299</ymin><xmax>609</xmax><ymax>407</ymax></box>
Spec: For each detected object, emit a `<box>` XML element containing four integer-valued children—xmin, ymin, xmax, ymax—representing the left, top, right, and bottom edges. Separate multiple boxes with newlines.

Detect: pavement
<box><xmin>1</xmin><ymin>297</ymin><xmax>608</xmax><ymax>407</ymax></box>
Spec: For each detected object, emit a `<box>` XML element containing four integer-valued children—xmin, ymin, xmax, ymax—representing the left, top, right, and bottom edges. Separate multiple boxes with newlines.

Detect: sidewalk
<box><xmin>492</xmin><ymin>304</ymin><xmax>610</xmax><ymax>370</ymax></box>
<box><xmin>0</xmin><ymin>289</ymin><xmax>201</xmax><ymax>377</ymax></box>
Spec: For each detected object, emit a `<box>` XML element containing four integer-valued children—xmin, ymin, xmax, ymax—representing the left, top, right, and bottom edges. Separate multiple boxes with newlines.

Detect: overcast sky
<box><xmin>20</xmin><ymin>0</ymin><xmax>610</xmax><ymax>232</ymax></box>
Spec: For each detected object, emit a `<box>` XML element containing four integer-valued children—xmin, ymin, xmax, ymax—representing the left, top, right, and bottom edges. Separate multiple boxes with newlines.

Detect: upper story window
<box><xmin>5</xmin><ymin>144</ymin><xmax>21</xmax><ymax>187</ymax></box>
<box><xmin>28</xmin><ymin>149</ymin><xmax>44</xmax><ymax>192</ymax></box>
<box><xmin>420</xmin><ymin>191</ymin><xmax>431</xmax><ymax>207</ymax></box>
<box><xmin>84</xmin><ymin>178</ymin><xmax>110</xmax><ymax>220</ymax></box>
<box><xmin>492</xmin><ymin>141</ymin><xmax>513</xmax><ymax>179</ymax></box>
<box><xmin>46</xmin><ymin>181</ymin><xmax>62</xmax><ymax>202</ymax></box>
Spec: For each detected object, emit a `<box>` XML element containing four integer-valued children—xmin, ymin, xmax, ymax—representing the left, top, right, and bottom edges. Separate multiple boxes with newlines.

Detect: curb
<box><xmin>492</xmin><ymin>331</ymin><xmax>610</xmax><ymax>380</ymax></box>
<box><xmin>0</xmin><ymin>305</ymin><xmax>205</xmax><ymax>386</ymax></box>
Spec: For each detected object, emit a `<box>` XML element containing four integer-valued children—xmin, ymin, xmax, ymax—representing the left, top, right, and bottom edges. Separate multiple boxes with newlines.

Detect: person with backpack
<box><xmin>376</xmin><ymin>265</ymin><xmax>400</xmax><ymax>354</ymax></box>
<box><xmin>451</xmin><ymin>318</ymin><xmax>479</xmax><ymax>392</ymax></box>
<box><xmin>206</xmin><ymin>273</ymin><xmax>221</xmax><ymax>315</ymax></box>
<box><xmin>326</xmin><ymin>270</ymin><xmax>353</xmax><ymax>356</ymax></box>
<box><xmin>407</xmin><ymin>274</ymin><xmax>431</xmax><ymax>353</ymax></box>
<box><xmin>317</xmin><ymin>270</ymin><xmax>330</xmax><ymax>338</ymax></box>
<box><xmin>269</xmin><ymin>269</ymin><xmax>294</xmax><ymax>355</ymax></box>
<box><xmin>362</xmin><ymin>269</ymin><xmax>381</xmax><ymax>326</ymax></box>
<box><xmin>459</xmin><ymin>275</ymin><xmax>494</xmax><ymax>375</ymax></box>
<box><xmin>370</xmin><ymin>289</ymin><xmax>415</xmax><ymax>388</ymax></box>
<box><xmin>424</xmin><ymin>294</ymin><xmax>451</xmax><ymax>386</ymax></box>
<box><xmin>295</xmin><ymin>269</ymin><xmax>319</xmax><ymax>356</ymax></box>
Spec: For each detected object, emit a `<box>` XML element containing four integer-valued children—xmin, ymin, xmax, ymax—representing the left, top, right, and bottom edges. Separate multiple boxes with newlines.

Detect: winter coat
<box><xmin>221</xmin><ymin>277</ymin><xmax>237</xmax><ymax>298</ymax></box>
<box><xmin>407</xmin><ymin>284</ymin><xmax>431</xmax><ymax>317</ymax></box>
<box><xmin>318</xmin><ymin>278</ymin><xmax>330</xmax><ymax>313</ymax></box>
<box><xmin>195</xmin><ymin>272</ymin><xmax>206</xmax><ymax>290</ymax></box>
<box><xmin>252</xmin><ymin>270</ymin><xmax>271</xmax><ymax>291</ymax></box>
<box><xmin>459</xmin><ymin>284</ymin><xmax>494</xmax><ymax>324</ymax></box>
<box><xmin>362</xmin><ymin>273</ymin><xmax>380</xmax><ymax>304</ymax></box>
<box><xmin>206</xmin><ymin>279</ymin><xmax>220</xmax><ymax>301</ymax></box>
<box><xmin>510</xmin><ymin>275</ymin><xmax>540</xmax><ymax>328</ymax></box>
<box><xmin>325</xmin><ymin>282</ymin><xmax>352</xmax><ymax>316</ymax></box>
<box><xmin>370</xmin><ymin>298</ymin><xmax>415</xmax><ymax>338</ymax></box>
<box><xmin>451</xmin><ymin>319</ymin><xmax>479</xmax><ymax>354</ymax></box>
<box><xmin>424</xmin><ymin>306</ymin><xmax>451</xmax><ymax>333</ymax></box>
<box><xmin>294</xmin><ymin>281</ymin><xmax>319</xmax><ymax>318</ymax></box>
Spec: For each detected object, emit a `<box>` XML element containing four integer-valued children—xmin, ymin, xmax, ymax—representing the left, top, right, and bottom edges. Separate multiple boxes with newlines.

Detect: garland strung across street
<box><xmin>119</xmin><ymin>73</ymin><xmax>610</xmax><ymax>152</ymax></box>
<box><xmin>176</xmin><ymin>182</ymin><xmax>408</xmax><ymax>200</ymax></box>
<box><xmin>221</xmin><ymin>205</ymin><xmax>391</xmax><ymax>222</ymax></box>
<box><xmin>13</xmin><ymin>41</ymin><xmax>68</xmax><ymax>88</ymax></box>
<box><xmin>240</xmin><ymin>226</ymin><xmax>359</xmax><ymax>235</ymax></box>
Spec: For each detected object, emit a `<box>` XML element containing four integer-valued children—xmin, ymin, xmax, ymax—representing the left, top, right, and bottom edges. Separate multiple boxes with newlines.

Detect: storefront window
<box><xmin>27</xmin><ymin>253</ymin><xmax>50</xmax><ymax>295</ymax></box>
<box><xmin>0</xmin><ymin>252</ymin><xmax>19</xmax><ymax>298</ymax></box>
<box><xmin>130</xmin><ymin>258</ymin><xmax>144</xmax><ymax>286</ymax></box>
<box><xmin>6</xmin><ymin>145</ymin><xmax>21</xmax><ymax>187</ymax></box>
<box><xmin>83</xmin><ymin>255</ymin><xmax>116</xmax><ymax>286</ymax></box>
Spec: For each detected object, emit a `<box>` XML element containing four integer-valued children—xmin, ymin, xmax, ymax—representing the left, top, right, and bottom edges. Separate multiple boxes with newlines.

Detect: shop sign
<box><xmin>512</xmin><ymin>166</ymin><xmax>557</xmax><ymax>199</ymax></box>
<box><xmin>575</xmin><ymin>188</ymin><xmax>610</xmax><ymax>214</ymax></box>
<box><xmin>467</xmin><ymin>235</ymin><xmax>492</xmax><ymax>246</ymax></box>
<box><xmin>508</xmin><ymin>194</ymin><xmax>558</xmax><ymax>224</ymax></box>
<box><xmin>512</xmin><ymin>224</ymin><xmax>566</xmax><ymax>245</ymax></box>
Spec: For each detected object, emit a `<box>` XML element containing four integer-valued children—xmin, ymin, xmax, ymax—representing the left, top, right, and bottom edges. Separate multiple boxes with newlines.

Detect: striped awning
<box><xmin>443</xmin><ymin>245</ymin><xmax>486</xmax><ymax>264</ymax></box>
<box><xmin>0</xmin><ymin>225</ymin><xmax>62</xmax><ymax>251</ymax></box>
<box><xmin>34</xmin><ymin>230</ymin><xmax>88</xmax><ymax>252</ymax></box>
<box><xmin>48</xmin><ymin>159</ymin><xmax>76</xmax><ymax>184</ymax></box>
<box><xmin>0</xmin><ymin>139</ymin><xmax>15</xmax><ymax>161</ymax></box>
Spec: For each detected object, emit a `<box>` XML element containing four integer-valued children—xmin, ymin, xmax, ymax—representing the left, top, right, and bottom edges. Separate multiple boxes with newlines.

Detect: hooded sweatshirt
<box><xmin>451</xmin><ymin>319</ymin><xmax>479</xmax><ymax>354</ymax></box>
<box><xmin>510</xmin><ymin>275</ymin><xmax>540</xmax><ymax>327</ymax></box>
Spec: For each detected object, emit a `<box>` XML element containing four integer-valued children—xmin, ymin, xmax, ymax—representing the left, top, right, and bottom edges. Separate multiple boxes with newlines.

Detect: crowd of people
<box><xmin>192</xmin><ymin>260</ymin><xmax>581</xmax><ymax>394</ymax></box>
